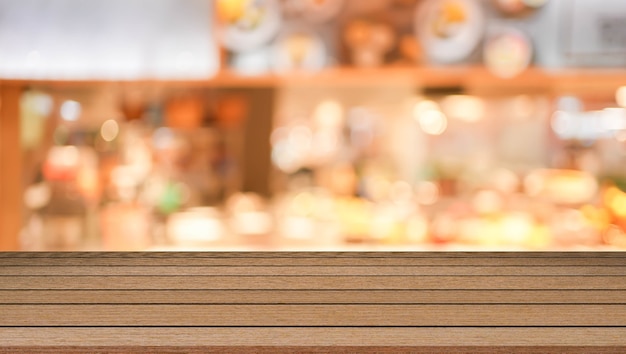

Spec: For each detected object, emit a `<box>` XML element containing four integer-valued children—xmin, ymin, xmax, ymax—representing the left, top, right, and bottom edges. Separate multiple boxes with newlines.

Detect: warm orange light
<box><xmin>418</xmin><ymin>110</ymin><xmax>448</xmax><ymax>135</ymax></box>
<box><xmin>314</xmin><ymin>100</ymin><xmax>343</xmax><ymax>129</ymax></box>
<box><xmin>217</xmin><ymin>0</ymin><xmax>248</xmax><ymax>23</ymax></box>
<box><xmin>100</xmin><ymin>119</ymin><xmax>119</xmax><ymax>142</ymax></box>
<box><xmin>524</xmin><ymin>169</ymin><xmax>597</xmax><ymax>204</ymax></box>
<box><xmin>616</xmin><ymin>86</ymin><xmax>626</xmax><ymax>108</ymax></box>
<box><xmin>441</xmin><ymin>95</ymin><xmax>485</xmax><ymax>122</ymax></box>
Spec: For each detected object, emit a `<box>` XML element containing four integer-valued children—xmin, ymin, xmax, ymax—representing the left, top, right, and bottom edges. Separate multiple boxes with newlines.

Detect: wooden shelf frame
<box><xmin>1</xmin><ymin>66</ymin><xmax>625</xmax><ymax>96</ymax></box>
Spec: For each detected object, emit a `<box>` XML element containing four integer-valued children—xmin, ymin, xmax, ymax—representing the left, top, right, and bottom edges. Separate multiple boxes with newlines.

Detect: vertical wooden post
<box><xmin>0</xmin><ymin>84</ymin><xmax>22</xmax><ymax>250</ymax></box>
<box><xmin>241</xmin><ymin>88</ymin><xmax>274</xmax><ymax>198</ymax></box>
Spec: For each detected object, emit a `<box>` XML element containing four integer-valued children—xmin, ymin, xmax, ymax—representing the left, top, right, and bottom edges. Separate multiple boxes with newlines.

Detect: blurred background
<box><xmin>1</xmin><ymin>0</ymin><xmax>626</xmax><ymax>251</ymax></box>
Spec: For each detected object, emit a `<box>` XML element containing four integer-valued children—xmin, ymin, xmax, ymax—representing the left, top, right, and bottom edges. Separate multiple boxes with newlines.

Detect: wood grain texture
<box><xmin>3</xmin><ymin>304</ymin><xmax>626</xmax><ymax>326</ymax></box>
<box><xmin>2</xmin><ymin>347</ymin><xmax>626</xmax><ymax>354</ymax></box>
<box><xmin>2</xmin><ymin>275</ymin><xmax>626</xmax><ymax>290</ymax></box>
<box><xmin>2</xmin><ymin>252</ymin><xmax>625</xmax><ymax>266</ymax></box>
<box><xmin>2</xmin><ymin>328</ymin><xmax>626</xmax><ymax>346</ymax></box>
<box><xmin>3</xmin><ymin>265</ymin><xmax>626</xmax><ymax>276</ymax></box>
<box><xmin>1</xmin><ymin>289</ymin><xmax>624</xmax><ymax>304</ymax></box>
<box><xmin>1</xmin><ymin>252</ymin><xmax>625</xmax><ymax>351</ymax></box>
<box><xmin>2</xmin><ymin>257</ymin><xmax>625</xmax><ymax>266</ymax></box>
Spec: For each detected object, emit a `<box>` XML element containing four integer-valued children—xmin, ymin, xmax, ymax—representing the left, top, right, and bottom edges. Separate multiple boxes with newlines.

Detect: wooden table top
<box><xmin>1</xmin><ymin>252</ymin><xmax>625</xmax><ymax>353</ymax></box>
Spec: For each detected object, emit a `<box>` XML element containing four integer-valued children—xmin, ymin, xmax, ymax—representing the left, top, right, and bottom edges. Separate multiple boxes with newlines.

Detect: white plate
<box><xmin>219</xmin><ymin>0</ymin><xmax>283</xmax><ymax>53</ymax></box>
<box><xmin>484</xmin><ymin>27</ymin><xmax>532</xmax><ymax>78</ymax></box>
<box><xmin>415</xmin><ymin>0</ymin><xmax>485</xmax><ymax>64</ymax></box>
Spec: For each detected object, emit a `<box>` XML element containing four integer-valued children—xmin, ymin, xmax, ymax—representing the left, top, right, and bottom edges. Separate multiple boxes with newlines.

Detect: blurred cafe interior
<box><xmin>1</xmin><ymin>0</ymin><xmax>626</xmax><ymax>251</ymax></box>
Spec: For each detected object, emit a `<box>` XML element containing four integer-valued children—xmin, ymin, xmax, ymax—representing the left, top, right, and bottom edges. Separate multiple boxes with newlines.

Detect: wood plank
<box><xmin>3</xmin><ymin>265</ymin><xmax>626</xmax><ymax>276</ymax></box>
<box><xmin>2</xmin><ymin>346</ymin><xmax>626</xmax><ymax>354</ymax></box>
<box><xmin>1</xmin><ymin>289</ymin><xmax>624</xmax><ymax>304</ymax></box>
<box><xmin>1</xmin><ymin>253</ymin><xmax>623</xmax><ymax>350</ymax></box>
<box><xmin>2</xmin><ymin>256</ymin><xmax>626</xmax><ymax>266</ymax></box>
<box><xmin>2</xmin><ymin>304</ymin><xmax>626</xmax><ymax>326</ymax></box>
<box><xmin>1</xmin><ymin>275</ymin><xmax>625</xmax><ymax>290</ymax></box>
<box><xmin>1</xmin><ymin>328</ymin><xmax>626</xmax><ymax>346</ymax></box>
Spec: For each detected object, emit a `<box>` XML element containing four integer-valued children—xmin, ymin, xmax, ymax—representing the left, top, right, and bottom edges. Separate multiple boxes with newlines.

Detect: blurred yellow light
<box><xmin>441</xmin><ymin>95</ymin><xmax>485</xmax><ymax>122</ymax></box>
<box><xmin>605</xmin><ymin>186</ymin><xmax>621</xmax><ymax>200</ymax></box>
<box><xmin>457</xmin><ymin>218</ymin><xmax>484</xmax><ymax>244</ymax></box>
<box><xmin>527</xmin><ymin>224</ymin><xmax>550</xmax><ymax>249</ymax></box>
<box><xmin>406</xmin><ymin>215</ymin><xmax>429</xmax><ymax>243</ymax></box>
<box><xmin>616</xmin><ymin>86</ymin><xmax>626</xmax><ymax>108</ymax></box>
<box><xmin>413</xmin><ymin>100</ymin><xmax>439</xmax><ymax>118</ymax></box>
<box><xmin>291</xmin><ymin>192</ymin><xmax>315</xmax><ymax>216</ymax></box>
<box><xmin>232</xmin><ymin>211</ymin><xmax>273</xmax><ymax>235</ymax></box>
<box><xmin>370</xmin><ymin>206</ymin><xmax>398</xmax><ymax>240</ymax></box>
<box><xmin>48</xmin><ymin>146</ymin><xmax>79</xmax><ymax>168</ymax></box>
<box><xmin>524</xmin><ymin>169</ymin><xmax>597</xmax><ymax>204</ymax></box>
<box><xmin>481</xmin><ymin>219</ymin><xmax>503</xmax><ymax>246</ymax></box>
<box><xmin>337</xmin><ymin>197</ymin><xmax>371</xmax><ymax>237</ymax></box>
<box><xmin>314</xmin><ymin>100</ymin><xmax>343</xmax><ymax>129</ymax></box>
<box><xmin>610</xmin><ymin>194</ymin><xmax>626</xmax><ymax>218</ymax></box>
<box><xmin>281</xmin><ymin>216</ymin><xmax>315</xmax><ymax>240</ymax></box>
<box><xmin>217</xmin><ymin>0</ymin><xmax>248</xmax><ymax>23</ymax></box>
<box><xmin>167</xmin><ymin>211</ymin><xmax>224</xmax><ymax>243</ymax></box>
<box><xmin>418</xmin><ymin>110</ymin><xmax>448</xmax><ymax>136</ymax></box>
<box><xmin>228</xmin><ymin>192</ymin><xmax>263</xmax><ymax>213</ymax></box>
<box><xmin>100</xmin><ymin>119</ymin><xmax>119</xmax><ymax>142</ymax></box>
<box><xmin>501</xmin><ymin>213</ymin><xmax>534</xmax><ymax>245</ymax></box>
<box><xmin>77</xmin><ymin>168</ymin><xmax>99</xmax><ymax>200</ymax></box>
<box><xmin>581</xmin><ymin>204</ymin><xmax>610</xmax><ymax>230</ymax></box>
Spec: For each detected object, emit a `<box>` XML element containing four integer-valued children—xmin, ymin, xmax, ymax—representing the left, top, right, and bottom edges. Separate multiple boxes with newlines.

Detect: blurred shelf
<box><xmin>2</xmin><ymin>66</ymin><xmax>626</xmax><ymax>96</ymax></box>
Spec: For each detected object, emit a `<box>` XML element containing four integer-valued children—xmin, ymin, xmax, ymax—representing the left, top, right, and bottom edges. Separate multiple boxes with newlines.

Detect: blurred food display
<box><xmin>3</xmin><ymin>0</ymin><xmax>626</xmax><ymax>250</ymax></box>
